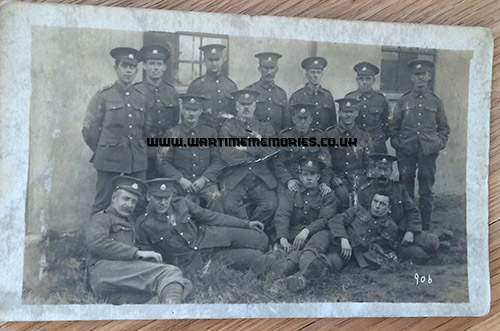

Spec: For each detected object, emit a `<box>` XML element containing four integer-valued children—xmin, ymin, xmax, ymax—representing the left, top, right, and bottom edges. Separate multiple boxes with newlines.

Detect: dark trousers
<box><xmin>397</xmin><ymin>149</ymin><xmax>439</xmax><ymax>231</ymax></box>
<box><xmin>92</xmin><ymin>169</ymin><xmax>146</xmax><ymax>215</ymax></box>
<box><xmin>223</xmin><ymin>175</ymin><xmax>278</xmax><ymax>234</ymax></box>
<box><xmin>146</xmin><ymin>157</ymin><xmax>159</xmax><ymax>180</ymax></box>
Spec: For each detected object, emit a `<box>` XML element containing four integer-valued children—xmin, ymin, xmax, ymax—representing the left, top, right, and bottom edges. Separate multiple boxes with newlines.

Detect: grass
<box><xmin>22</xmin><ymin>194</ymin><xmax>468</xmax><ymax>305</ymax></box>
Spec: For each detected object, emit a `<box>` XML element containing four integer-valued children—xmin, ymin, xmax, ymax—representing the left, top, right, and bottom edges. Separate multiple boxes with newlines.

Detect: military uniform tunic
<box><xmin>136</xmin><ymin>198</ymin><xmax>268</xmax><ymax>271</ymax></box>
<box><xmin>82</xmin><ymin>82</ymin><xmax>151</xmax><ymax>214</ymax></box>
<box><xmin>322</xmin><ymin>123</ymin><xmax>373</xmax><ymax>181</ymax></box>
<box><xmin>345</xmin><ymin>89</ymin><xmax>390</xmax><ymax>153</ymax></box>
<box><xmin>85</xmin><ymin>208</ymin><xmax>184</xmax><ymax>304</ymax></box>
<box><xmin>187</xmin><ymin>72</ymin><xmax>238</xmax><ymax>129</ymax></box>
<box><xmin>246</xmin><ymin>79</ymin><xmax>289</xmax><ymax>133</ymax></box>
<box><xmin>270</xmin><ymin>127</ymin><xmax>326</xmax><ymax>186</ymax></box>
<box><xmin>83</xmin><ymin>82</ymin><xmax>150</xmax><ymax>173</ymax></box>
<box><xmin>289</xmin><ymin>84</ymin><xmax>336</xmax><ymax>131</ymax></box>
<box><xmin>157</xmin><ymin>122</ymin><xmax>224</xmax><ymax>211</ymax></box>
<box><xmin>274</xmin><ymin>185</ymin><xmax>338</xmax><ymax>241</ymax></box>
<box><xmin>389</xmin><ymin>88</ymin><xmax>450</xmax><ymax>230</ymax></box>
<box><xmin>219</xmin><ymin>118</ymin><xmax>278</xmax><ymax>229</ymax></box>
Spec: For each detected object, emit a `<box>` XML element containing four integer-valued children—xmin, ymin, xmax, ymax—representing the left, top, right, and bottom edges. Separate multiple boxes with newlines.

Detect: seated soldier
<box><xmin>157</xmin><ymin>94</ymin><xmax>224</xmax><ymax>212</ymax></box>
<box><xmin>270</xmin><ymin>103</ymin><xmax>331</xmax><ymax>195</ymax></box>
<box><xmin>85</xmin><ymin>176</ymin><xmax>192</xmax><ymax>304</ymax></box>
<box><xmin>285</xmin><ymin>190</ymin><xmax>440</xmax><ymax>292</ymax></box>
<box><xmin>249</xmin><ymin>157</ymin><xmax>338</xmax><ymax>280</ymax></box>
<box><xmin>321</xmin><ymin>98</ymin><xmax>374</xmax><ymax>212</ymax></box>
<box><xmin>358</xmin><ymin>154</ymin><xmax>447</xmax><ymax>250</ymax></box>
<box><xmin>136</xmin><ymin>178</ymin><xmax>269</xmax><ymax>275</ymax></box>
<box><xmin>285</xmin><ymin>193</ymin><xmax>400</xmax><ymax>292</ymax></box>
<box><xmin>219</xmin><ymin>89</ymin><xmax>278</xmax><ymax>235</ymax></box>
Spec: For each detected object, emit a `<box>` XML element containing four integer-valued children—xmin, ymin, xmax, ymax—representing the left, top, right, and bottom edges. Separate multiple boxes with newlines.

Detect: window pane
<box><xmin>178</xmin><ymin>62</ymin><xmax>200</xmax><ymax>86</ymax></box>
<box><xmin>201</xmin><ymin>38</ymin><xmax>227</xmax><ymax>46</ymax></box>
<box><xmin>179</xmin><ymin>36</ymin><xmax>201</xmax><ymax>61</ymax></box>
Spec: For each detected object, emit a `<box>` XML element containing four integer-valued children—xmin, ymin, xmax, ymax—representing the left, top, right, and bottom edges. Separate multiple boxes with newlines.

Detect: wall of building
<box><xmin>26</xmin><ymin>27</ymin><xmax>469</xmax><ymax>234</ymax></box>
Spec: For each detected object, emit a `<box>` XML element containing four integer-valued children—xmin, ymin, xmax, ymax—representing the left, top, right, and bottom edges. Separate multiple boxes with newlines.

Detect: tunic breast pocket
<box><xmin>130</xmin><ymin>101</ymin><xmax>146</xmax><ymax>126</ymax></box>
<box><xmin>104</xmin><ymin>102</ymin><xmax>125</xmax><ymax>127</ymax></box>
<box><xmin>110</xmin><ymin>223</ymin><xmax>133</xmax><ymax>242</ymax></box>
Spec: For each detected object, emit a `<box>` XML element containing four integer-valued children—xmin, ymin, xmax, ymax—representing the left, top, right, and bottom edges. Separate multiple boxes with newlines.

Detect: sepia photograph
<box><xmin>0</xmin><ymin>1</ymin><xmax>492</xmax><ymax>320</ymax></box>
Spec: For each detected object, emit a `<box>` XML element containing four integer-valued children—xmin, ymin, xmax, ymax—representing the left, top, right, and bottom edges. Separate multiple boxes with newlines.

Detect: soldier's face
<box><xmin>205</xmin><ymin>57</ymin><xmax>223</xmax><ymax>75</ymax></box>
<box><xmin>182</xmin><ymin>107</ymin><xmax>203</xmax><ymax>125</ymax></box>
<box><xmin>236</xmin><ymin>101</ymin><xmax>256</xmax><ymax>119</ymax></box>
<box><xmin>292</xmin><ymin>114</ymin><xmax>313</xmax><ymax>134</ymax></box>
<box><xmin>147</xmin><ymin>193</ymin><xmax>172</xmax><ymax>215</ymax></box>
<box><xmin>339</xmin><ymin>109</ymin><xmax>358</xmax><ymax>126</ymax></box>
<box><xmin>305</xmin><ymin>68</ymin><xmax>323</xmax><ymax>86</ymax></box>
<box><xmin>111</xmin><ymin>190</ymin><xmax>139</xmax><ymax>218</ymax></box>
<box><xmin>258</xmin><ymin>64</ymin><xmax>278</xmax><ymax>82</ymax></box>
<box><xmin>372</xmin><ymin>165</ymin><xmax>393</xmax><ymax>183</ymax></box>
<box><xmin>411</xmin><ymin>71</ymin><xmax>432</xmax><ymax>89</ymax></box>
<box><xmin>370</xmin><ymin>194</ymin><xmax>390</xmax><ymax>218</ymax></box>
<box><xmin>144</xmin><ymin>59</ymin><xmax>167</xmax><ymax>81</ymax></box>
<box><xmin>356</xmin><ymin>75</ymin><xmax>375</xmax><ymax>92</ymax></box>
<box><xmin>299</xmin><ymin>170</ymin><xmax>321</xmax><ymax>189</ymax></box>
<box><xmin>114</xmin><ymin>61</ymin><xmax>138</xmax><ymax>85</ymax></box>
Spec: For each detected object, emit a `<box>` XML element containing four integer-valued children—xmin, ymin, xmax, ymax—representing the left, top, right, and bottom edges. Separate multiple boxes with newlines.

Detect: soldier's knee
<box><xmin>398</xmin><ymin>245</ymin><xmax>430</xmax><ymax>264</ymax></box>
<box><xmin>415</xmin><ymin>231</ymin><xmax>440</xmax><ymax>253</ymax></box>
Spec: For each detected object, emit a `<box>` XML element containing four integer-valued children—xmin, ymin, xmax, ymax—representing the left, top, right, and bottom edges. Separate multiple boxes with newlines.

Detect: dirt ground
<box><xmin>22</xmin><ymin>194</ymin><xmax>468</xmax><ymax>304</ymax></box>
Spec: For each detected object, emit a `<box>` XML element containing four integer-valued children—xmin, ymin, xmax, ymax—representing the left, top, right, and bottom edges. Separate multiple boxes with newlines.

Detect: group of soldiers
<box><xmin>82</xmin><ymin>42</ymin><xmax>451</xmax><ymax>304</ymax></box>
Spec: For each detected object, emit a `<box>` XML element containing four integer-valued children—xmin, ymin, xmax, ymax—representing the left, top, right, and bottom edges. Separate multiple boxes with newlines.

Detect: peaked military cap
<box><xmin>140</xmin><ymin>44</ymin><xmax>170</xmax><ymax>61</ymax></box>
<box><xmin>370</xmin><ymin>153</ymin><xmax>398</xmax><ymax>169</ymax></box>
<box><xmin>146</xmin><ymin>178</ymin><xmax>178</xmax><ymax>197</ymax></box>
<box><xmin>408</xmin><ymin>59</ymin><xmax>434</xmax><ymax>74</ymax></box>
<box><xmin>301</xmin><ymin>56</ymin><xmax>328</xmax><ymax>70</ymax></box>
<box><xmin>290</xmin><ymin>103</ymin><xmax>316</xmax><ymax>117</ymax></box>
<box><xmin>179</xmin><ymin>94</ymin><xmax>207</xmax><ymax>110</ymax></box>
<box><xmin>336</xmin><ymin>98</ymin><xmax>359</xmax><ymax>111</ymax></box>
<box><xmin>354</xmin><ymin>62</ymin><xmax>380</xmax><ymax>76</ymax></box>
<box><xmin>255</xmin><ymin>52</ymin><xmax>282</xmax><ymax>65</ymax></box>
<box><xmin>200</xmin><ymin>44</ymin><xmax>226</xmax><ymax>60</ymax></box>
<box><xmin>298</xmin><ymin>157</ymin><xmax>325</xmax><ymax>173</ymax></box>
<box><xmin>110</xmin><ymin>47</ymin><xmax>143</xmax><ymax>66</ymax></box>
<box><xmin>231</xmin><ymin>89</ymin><xmax>260</xmax><ymax>104</ymax></box>
<box><xmin>112</xmin><ymin>175</ymin><xmax>147</xmax><ymax>197</ymax></box>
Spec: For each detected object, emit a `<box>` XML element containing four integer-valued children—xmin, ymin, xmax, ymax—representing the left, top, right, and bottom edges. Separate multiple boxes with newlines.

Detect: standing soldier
<box><xmin>389</xmin><ymin>60</ymin><xmax>450</xmax><ymax>234</ymax></box>
<box><xmin>135</xmin><ymin>44</ymin><xmax>179</xmax><ymax>179</ymax></box>
<box><xmin>219</xmin><ymin>89</ymin><xmax>278</xmax><ymax>234</ymax></box>
<box><xmin>322</xmin><ymin>98</ymin><xmax>373</xmax><ymax>211</ymax></box>
<box><xmin>82</xmin><ymin>47</ymin><xmax>150</xmax><ymax>215</ymax></box>
<box><xmin>270</xmin><ymin>103</ymin><xmax>331</xmax><ymax>195</ymax></box>
<box><xmin>345</xmin><ymin>62</ymin><xmax>390</xmax><ymax>153</ymax></box>
<box><xmin>289</xmin><ymin>57</ymin><xmax>336</xmax><ymax>131</ymax></box>
<box><xmin>187</xmin><ymin>44</ymin><xmax>238</xmax><ymax>130</ymax></box>
<box><xmin>246</xmin><ymin>52</ymin><xmax>289</xmax><ymax>133</ymax></box>
<box><xmin>157</xmin><ymin>94</ymin><xmax>224</xmax><ymax>212</ymax></box>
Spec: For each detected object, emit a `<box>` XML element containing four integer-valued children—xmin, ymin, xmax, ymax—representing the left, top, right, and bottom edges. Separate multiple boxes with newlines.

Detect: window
<box><xmin>380</xmin><ymin>46</ymin><xmax>436</xmax><ymax>98</ymax></box>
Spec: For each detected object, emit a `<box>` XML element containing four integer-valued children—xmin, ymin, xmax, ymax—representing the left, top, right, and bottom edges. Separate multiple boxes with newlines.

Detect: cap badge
<box><xmin>416</xmin><ymin>64</ymin><xmax>422</xmax><ymax>69</ymax></box>
<box><xmin>300</xmin><ymin>108</ymin><xmax>306</xmax><ymax>113</ymax></box>
<box><xmin>211</xmin><ymin>48</ymin><xmax>217</xmax><ymax>54</ymax></box>
<box><xmin>132</xmin><ymin>183</ymin><xmax>139</xmax><ymax>190</ymax></box>
<box><xmin>160</xmin><ymin>184</ymin><xmax>166</xmax><ymax>191</ymax></box>
<box><xmin>152</xmin><ymin>49</ymin><xmax>158</xmax><ymax>54</ymax></box>
<box><xmin>267</xmin><ymin>57</ymin><xmax>272</xmax><ymax>62</ymax></box>
<box><xmin>307</xmin><ymin>160</ymin><xmax>313</xmax><ymax>167</ymax></box>
<box><xmin>189</xmin><ymin>98</ymin><xmax>196</xmax><ymax>104</ymax></box>
<box><xmin>346</xmin><ymin>102</ymin><xmax>351</xmax><ymax>107</ymax></box>
<box><xmin>362</xmin><ymin>67</ymin><xmax>367</xmax><ymax>71</ymax></box>
<box><xmin>128</xmin><ymin>53</ymin><xmax>134</xmax><ymax>59</ymax></box>
<box><xmin>244</xmin><ymin>93</ymin><xmax>250</xmax><ymax>98</ymax></box>
<box><xmin>381</xmin><ymin>158</ymin><xmax>387</xmax><ymax>163</ymax></box>
<box><xmin>313</xmin><ymin>60</ymin><xmax>319</xmax><ymax>65</ymax></box>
